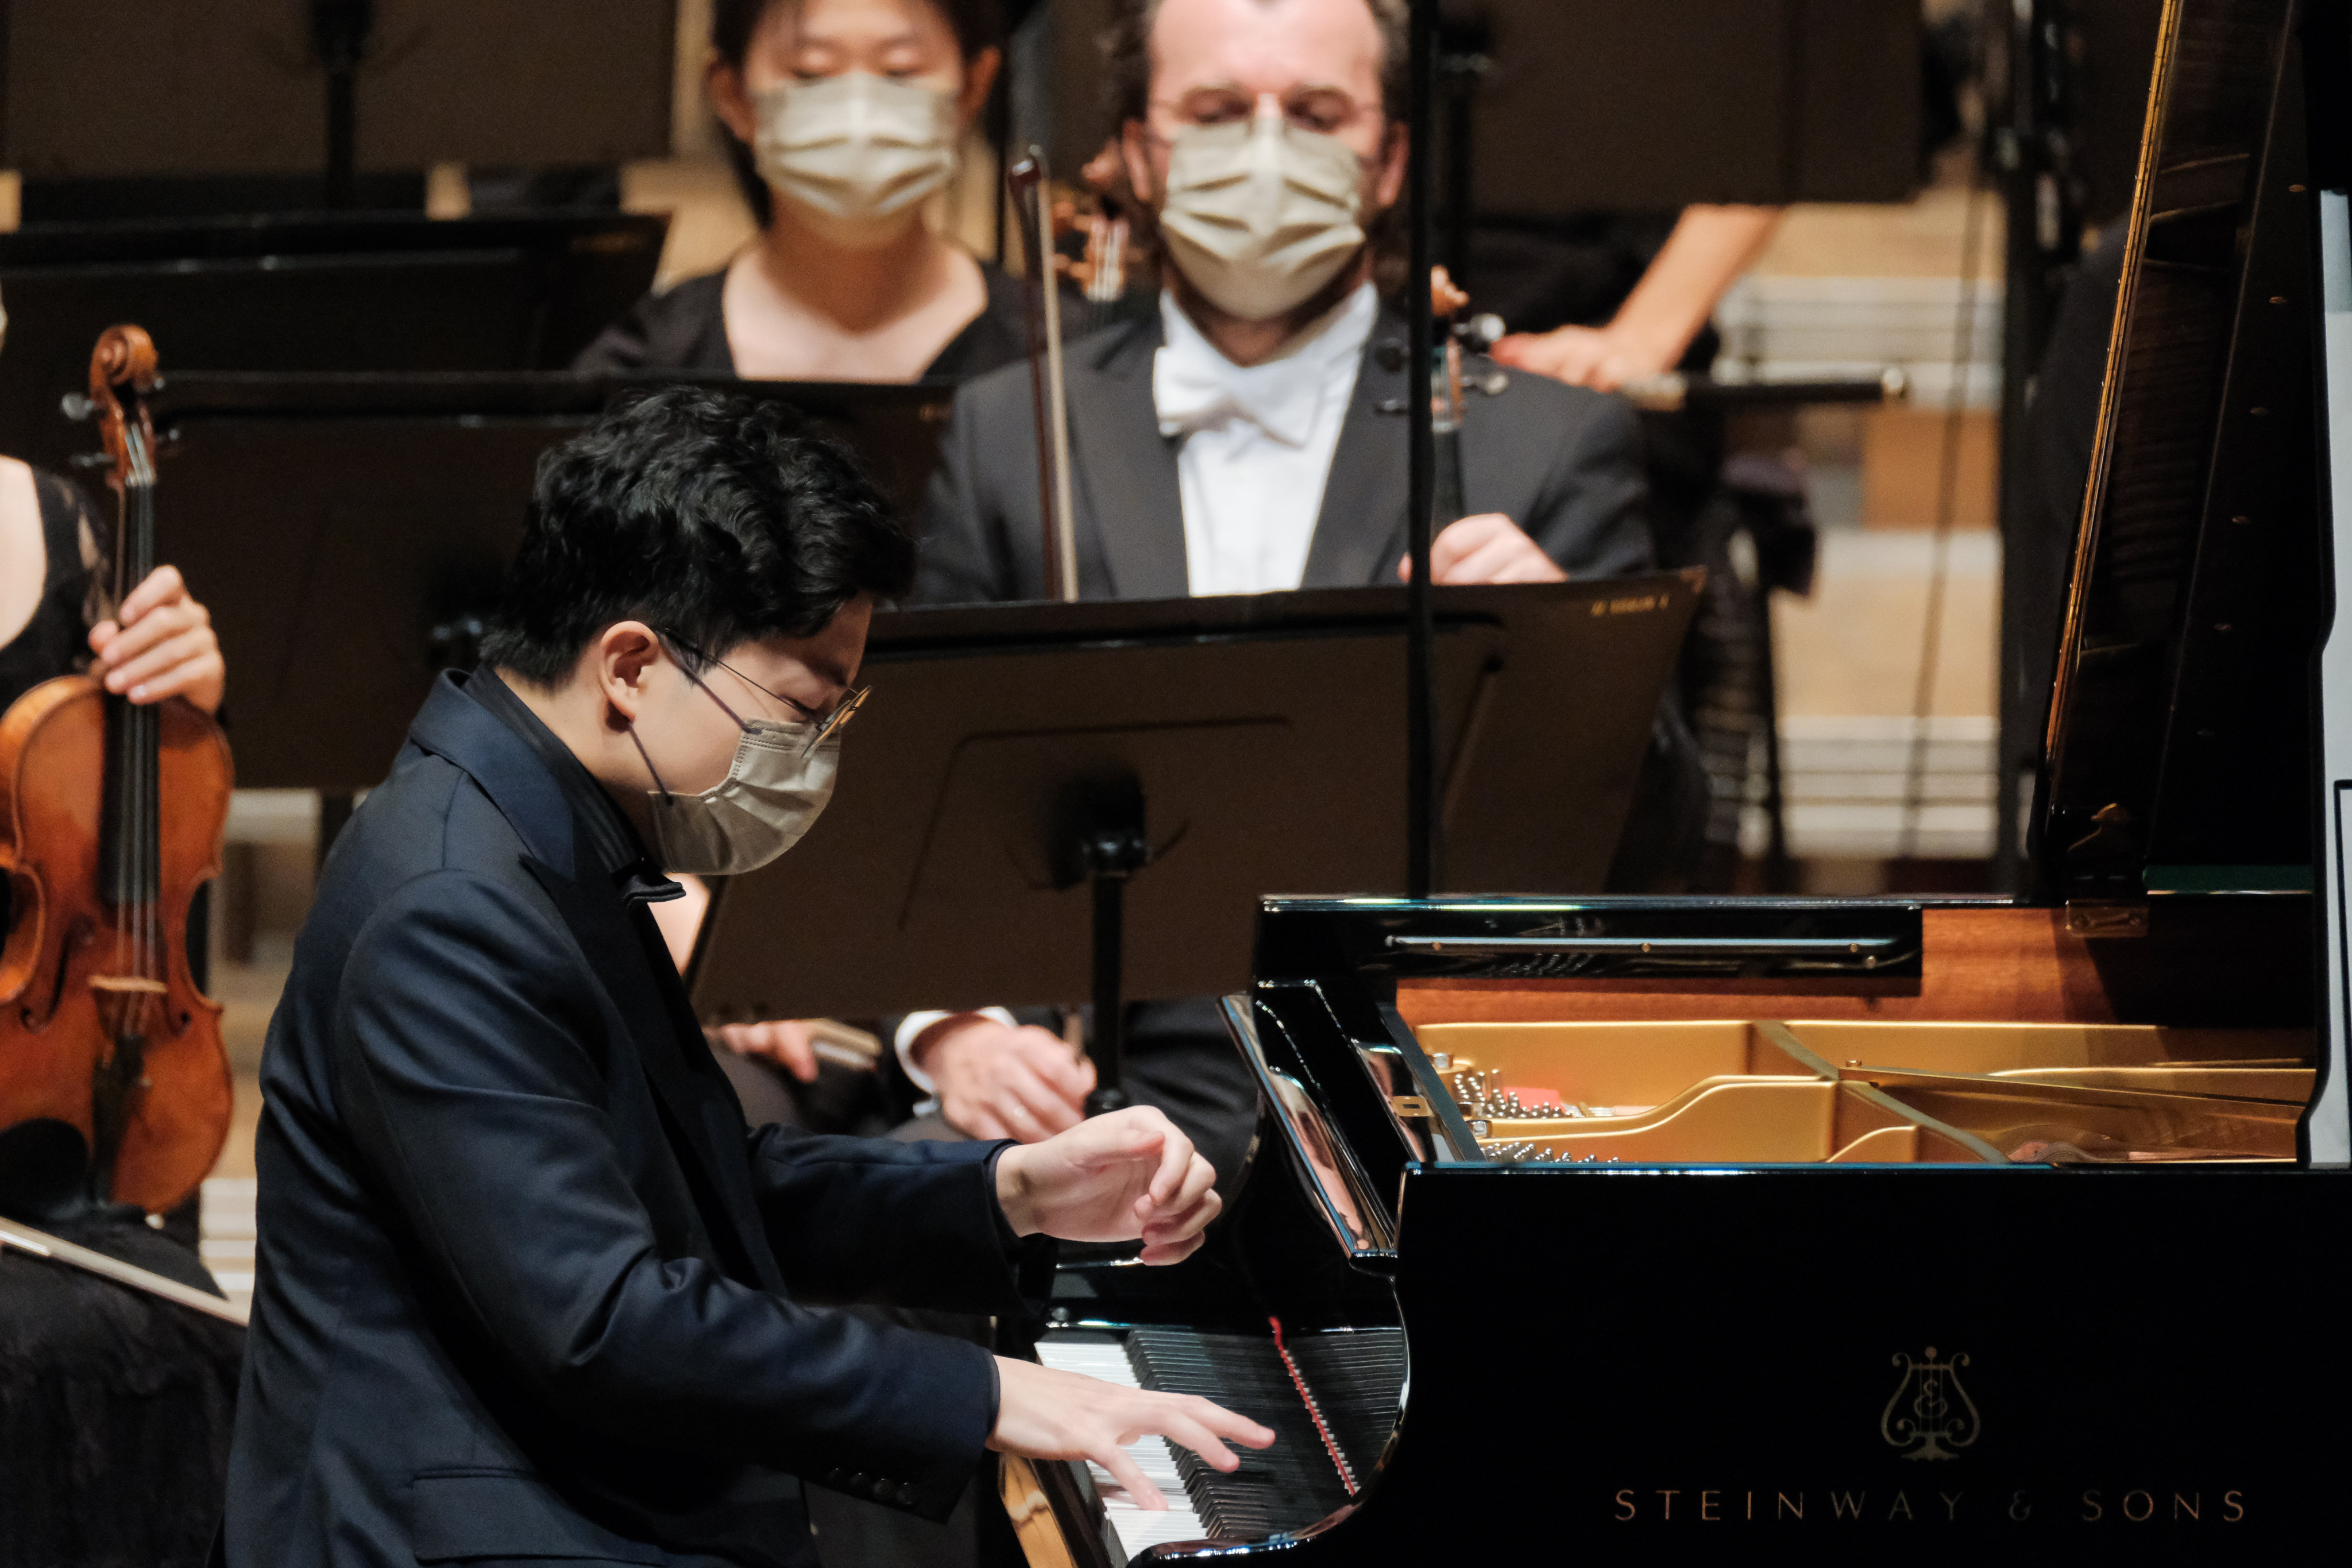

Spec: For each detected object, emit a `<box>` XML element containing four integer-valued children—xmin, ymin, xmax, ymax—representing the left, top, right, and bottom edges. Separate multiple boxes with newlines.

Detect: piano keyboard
<box><xmin>1037</xmin><ymin>1338</ymin><xmax>1211</xmax><ymax>1557</ymax></box>
<box><xmin>1038</xmin><ymin>1326</ymin><xmax>1407</xmax><ymax>1563</ymax></box>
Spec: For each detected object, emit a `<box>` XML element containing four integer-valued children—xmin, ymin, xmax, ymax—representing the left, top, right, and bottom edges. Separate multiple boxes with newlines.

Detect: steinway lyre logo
<box><xmin>1879</xmin><ymin>1347</ymin><xmax>1980</xmax><ymax>1461</ymax></box>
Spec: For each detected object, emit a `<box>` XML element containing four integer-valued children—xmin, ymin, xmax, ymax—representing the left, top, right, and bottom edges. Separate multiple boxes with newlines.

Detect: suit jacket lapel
<box><xmin>1300</xmin><ymin>311</ymin><xmax>1411</xmax><ymax>588</ymax></box>
<box><xmin>1067</xmin><ymin>321</ymin><xmax>1191</xmax><ymax>599</ymax></box>
<box><xmin>407</xmin><ymin>678</ymin><xmax>782</xmax><ymax>1292</ymax></box>
<box><xmin>522</xmin><ymin>862</ymin><xmax>786</xmax><ymax>1295</ymax></box>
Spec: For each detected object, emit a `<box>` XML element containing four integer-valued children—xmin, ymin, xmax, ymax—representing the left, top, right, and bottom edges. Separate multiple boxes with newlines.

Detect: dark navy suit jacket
<box><xmin>226</xmin><ymin>671</ymin><xmax>1049</xmax><ymax>1568</ymax></box>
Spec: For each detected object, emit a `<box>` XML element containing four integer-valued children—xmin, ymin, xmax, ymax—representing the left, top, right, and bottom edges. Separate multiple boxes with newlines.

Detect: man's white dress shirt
<box><xmin>894</xmin><ymin>283</ymin><xmax>1379</xmax><ymax>1097</ymax></box>
<box><xmin>1154</xmin><ymin>281</ymin><xmax>1378</xmax><ymax>596</ymax></box>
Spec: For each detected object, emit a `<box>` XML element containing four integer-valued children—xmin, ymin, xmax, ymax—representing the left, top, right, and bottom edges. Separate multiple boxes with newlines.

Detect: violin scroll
<box><xmin>86</xmin><ymin>325</ymin><xmax>161</xmax><ymax>499</ymax></box>
<box><xmin>1430</xmin><ymin>265</ymin><xmax>1470</xmax><ymax>319</ymax></box>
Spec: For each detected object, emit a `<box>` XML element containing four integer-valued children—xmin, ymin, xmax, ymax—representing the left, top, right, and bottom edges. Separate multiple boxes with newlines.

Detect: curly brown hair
<box><xmin>1100</xmin><ymin>0</ymin><xmax>1410</xmax><ymax>130</ymax></box>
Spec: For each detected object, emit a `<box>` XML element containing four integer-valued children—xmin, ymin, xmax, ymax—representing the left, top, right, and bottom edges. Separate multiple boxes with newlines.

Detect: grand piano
<box><xmin>1003</xmin><ymin>0</ymin><xmax>2352</xmax><ymax>1559</ymax></box>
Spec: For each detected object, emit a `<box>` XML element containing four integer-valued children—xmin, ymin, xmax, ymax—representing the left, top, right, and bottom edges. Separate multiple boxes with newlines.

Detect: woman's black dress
<box><xmin>574</xmin><ymin>259</ymin><xmax>1036</xmax><ymax>379</ymax></box>
<box><xmin>0</xmin><ymin>468</ymin><xmax>103</xmax><ymax>713</ymax></box>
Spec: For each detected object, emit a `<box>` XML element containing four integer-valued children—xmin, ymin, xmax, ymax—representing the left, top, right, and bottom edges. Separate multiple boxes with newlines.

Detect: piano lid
<box><xmin>2041</xmin><ymin>0</ymin><xmax>2324</xmax><ymax>899</ymax></box>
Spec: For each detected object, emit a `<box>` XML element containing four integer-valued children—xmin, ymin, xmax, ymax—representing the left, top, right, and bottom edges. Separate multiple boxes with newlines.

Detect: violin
<box><xmin>1426</xmin><ymin>266</ymin><xmax>1510</xmax><ymax>532</ymax></box>
<box><xmin>0</xmin><ymin>325</ymin><xmax>233</xmax><ymax>1214</ymax></box>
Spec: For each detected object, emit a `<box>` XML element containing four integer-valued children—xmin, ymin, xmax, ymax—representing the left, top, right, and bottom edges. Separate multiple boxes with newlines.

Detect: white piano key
<box><xmin>1038</xmin><ymin>1339</ymin><xmax>1207</xmax><ymax>1562</ymax></box>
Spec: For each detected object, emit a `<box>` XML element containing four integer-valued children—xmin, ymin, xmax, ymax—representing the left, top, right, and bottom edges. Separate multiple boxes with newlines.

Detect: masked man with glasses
<box><xmin>906</xmin><ymin>0</ymin><xmax>1682</xmax><ymax>1173</ymax></box>
<box><xmin>225</xmin><ymin>388</ymin><xmax>1270</xmax><ymax>1568</ymax></box>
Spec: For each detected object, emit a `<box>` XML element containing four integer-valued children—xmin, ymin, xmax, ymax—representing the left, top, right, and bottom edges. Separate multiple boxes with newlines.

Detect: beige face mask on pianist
<box><xmin>753</xmin><ymin>72</ymin><xmax>960</xmax><ymax>233</ymax></box>
<box><xmin>629</xmin><ymin>664</ymin><xmax>842</xmax><ymax>878</ymax></box>
<box><xmin>1157</xmin><ymin>113</ymin><xmax>1368</xmax><ymax>320</ymax></box>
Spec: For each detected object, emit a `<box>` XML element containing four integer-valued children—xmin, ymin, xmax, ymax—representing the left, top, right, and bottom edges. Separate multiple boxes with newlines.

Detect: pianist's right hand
<box><xmin>916</xmin><ymin>1015</ymin><xmax>1095</xmax><ymax>1141</ymax></box>
<box><xmin>989</xmin><ymin>1357</ymin><xmax>1275</xmax><ymax>1511</ymax></box>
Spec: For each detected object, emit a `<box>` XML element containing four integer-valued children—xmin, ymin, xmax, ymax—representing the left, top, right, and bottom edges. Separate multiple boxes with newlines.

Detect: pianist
<box><xmin>901</xmin><ymin>0</ymin><xmax>1659</xmax><ymax>1167</ymax></box>
<box><xmin>577</xmin><ymin>0</ymin><xmax>1031</xmax><ymax>385</ymax></box>
<box><xmin>223</xmin><ymin>388</ymin><xmax>1269</xmax><ymax>1568</ymax></box>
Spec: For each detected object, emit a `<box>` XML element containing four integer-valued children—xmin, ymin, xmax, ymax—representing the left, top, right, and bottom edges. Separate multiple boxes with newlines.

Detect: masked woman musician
<box><xmin>576</xmin><ymin>0</ymin><xmax>1027</xmax><ymax>384</ymax></box>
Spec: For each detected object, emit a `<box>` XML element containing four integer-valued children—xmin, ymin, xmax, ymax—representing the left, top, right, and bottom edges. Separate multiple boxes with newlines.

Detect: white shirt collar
<box><xmin>1152</xmin><ymin>283</ymin><xmax>1380</xmax><ymax>447</ymax></box>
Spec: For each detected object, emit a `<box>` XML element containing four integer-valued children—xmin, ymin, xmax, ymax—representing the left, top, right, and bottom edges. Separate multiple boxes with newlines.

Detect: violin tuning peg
<box><xmin>60</xmin><ymin>393</ymin><xmax>96</xmax><ymax>422</ymax></box>
<box><xmin>1469</xmin><ymin>313</ymin><xmax>1506</xmax><ymax>347</ymax></box>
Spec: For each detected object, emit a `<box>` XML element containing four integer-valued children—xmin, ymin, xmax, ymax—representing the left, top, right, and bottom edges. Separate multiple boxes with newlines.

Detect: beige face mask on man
<box><xmin>1157</xmin><ymin>113</ymin><xmax>1368</xmax><ymax>320</ymax></box>
<box><xmin>632</xmin><ymin>696</ymin><xmax>841</xmax><ymax>877</ymax></box>
<box><xmin>753</xmin><ymin>73</ymin><xmax>960</xmax><ymax>227</ymax></box>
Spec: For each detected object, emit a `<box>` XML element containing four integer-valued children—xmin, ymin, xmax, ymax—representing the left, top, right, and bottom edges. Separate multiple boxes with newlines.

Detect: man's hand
<box><xmin>1489</xmin><ymin>323</ymin><xmax>1659</xmax><ymax>391</ymax></box>
<box><xmin>990</xmin><ymin>1357</ymin><xmax>1274</xmax><ymax>1510</ymax></box>
<box><xmin>713</xmin><ymin>1019</ymin><xmax>821</xmax><ymax>1083</ymax></box>
<box><xmin>921</xmin><ymin>1017</ymin><xmax>1094</xmax><ymax>1142</ymax></box>
<box><xmin>1397</xmin><ymin>513</ymin><xmax>1567</xmax><ymax>586</ymax></box>
<box><xmin>87</xmin><ymin>565</ymin><xmax>225</xmax><ymax>713</ymax></box>
<box><xmin>995</xmin><ymin>1105</ymin><xmax>1219</xmax><ymax>1264</ymax></box>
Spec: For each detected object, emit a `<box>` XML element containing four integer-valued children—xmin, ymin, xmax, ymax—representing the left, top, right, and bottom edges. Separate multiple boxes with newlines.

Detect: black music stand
<box><xmin>687</xmin><ymin>578</ymin><xmax>1700</xmax><ymax>1104</ymax></box>
<box><xmin>2</xmin><ymin>1</ymin><xmax>673</xmax><ymax>212</ymax></box>
<box><xmin>0</xmin><ymin>214</ymin><xmax>667</xmax><ymax>476</ymax></box>
<box><xmin>1443</xmin><ymin>0</ymin><xmax>1922</xmax><ymax>214</ymax></box>
<box><xmin>117</xmin><ymin>373</ymin><xmax>959</xmax><ymax>795</ymax></box>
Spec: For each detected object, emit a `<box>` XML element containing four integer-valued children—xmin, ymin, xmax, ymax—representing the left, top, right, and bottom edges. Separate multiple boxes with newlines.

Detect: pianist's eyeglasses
<box><xmin>660</xmin><ymin>632</ymin><xmax>868</xmax><ymax>756</ymax></box>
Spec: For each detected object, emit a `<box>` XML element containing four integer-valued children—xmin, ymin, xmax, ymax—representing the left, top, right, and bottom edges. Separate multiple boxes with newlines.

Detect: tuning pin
<box><xmin>1468</xmin><ymin>312</ymin><xmax>1505</xmax><ymax>346</ymax></box>
<box><xmin>60</xmin><ymin>392</ymin><xmax>96</xmax><ymax>422</ymax></box>
<box><xmin>1474</xmin><ymin>370</ymin><xmax>1510</xmax><ymax>397</ymax></box>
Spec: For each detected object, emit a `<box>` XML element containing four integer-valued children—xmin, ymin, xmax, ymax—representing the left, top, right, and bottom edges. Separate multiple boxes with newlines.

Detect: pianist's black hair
<box><xmin>711</xmin><ymin>0</ymin><xmax>1006</xmax><ymax>229</ymax></box>
<box><xmin>480</xmin><ymin>386</ymin><xmax>914</xmax><ymax>686</ymax></box>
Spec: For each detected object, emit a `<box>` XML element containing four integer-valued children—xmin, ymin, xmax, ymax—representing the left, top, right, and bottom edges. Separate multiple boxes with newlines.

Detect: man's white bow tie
<box><xmin>1153</xmin><ymin>342</ymin><xmax>1325</xmax><ymax>446</ymax></box>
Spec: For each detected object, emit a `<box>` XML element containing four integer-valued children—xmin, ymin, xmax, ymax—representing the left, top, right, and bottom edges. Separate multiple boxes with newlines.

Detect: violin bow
<box><xmin>1008</xmin><ymin>148</ymin><xmax>1080</xmax><ymax>603</ymax></box>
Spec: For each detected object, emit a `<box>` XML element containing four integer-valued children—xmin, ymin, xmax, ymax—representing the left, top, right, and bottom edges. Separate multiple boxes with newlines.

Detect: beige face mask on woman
<box><xmin>1157</xmin><ymin>114</ymin><xmax>1368</xmax><ymax>321</ymax></box>
<box><xmin>753</xmin><ymin>73</ymin><xmax>960</xmax><ymax>226</ymax></box>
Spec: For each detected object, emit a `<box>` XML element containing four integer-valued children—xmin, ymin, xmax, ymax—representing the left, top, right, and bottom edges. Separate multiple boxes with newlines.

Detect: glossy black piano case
<box><xmin>1211</xmin><ymin>893</ymin><xmax>2348</xmax><ymax>1564</ymax></box>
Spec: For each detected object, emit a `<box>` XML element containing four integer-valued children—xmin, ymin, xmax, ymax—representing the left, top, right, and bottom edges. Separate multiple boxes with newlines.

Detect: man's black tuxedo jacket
<box><xmin>919</xmin><ymin>302</ymin><xmax>1654</xmax><ymax>603</ymax></box>
<box><xmin>226</xmin><ymin>673</ymin><xmax>1048</xmax><ymax>1568</ymax></box>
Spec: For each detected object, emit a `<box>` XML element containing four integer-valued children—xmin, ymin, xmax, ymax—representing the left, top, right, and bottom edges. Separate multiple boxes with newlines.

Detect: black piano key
<box><xmin>1121</xmin><ymin>1326</ymin><xmax>1405</xmax><ymax>1542</ymax></box>
<box><xmin>1287</xmin><ymin>1331</ymin><xmax>1408</xmax><ymax>1481</ymax></box>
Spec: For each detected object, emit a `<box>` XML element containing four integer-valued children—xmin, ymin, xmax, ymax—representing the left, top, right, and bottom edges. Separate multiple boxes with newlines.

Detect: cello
<box><xmin>0</xmin><ymin>325</ymin><xmax>233</xmax><ymax>1215</ymax></box>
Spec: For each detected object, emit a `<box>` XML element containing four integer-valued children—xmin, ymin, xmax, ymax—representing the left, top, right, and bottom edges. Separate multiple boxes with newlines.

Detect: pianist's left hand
<box><xmin>994</xmin><ymin>1104</ymin><xmax>1221</xmax><ymax>1265</ymax></box>
<box><xmin>1396</xmin><ymin>513</ymin><xmax>1568</xmax><ymax>586</ymax></box>
<box><xmin>88</xmin><ymin>564</ymin><xmax>225</xmax><ymax>714</ymax></box>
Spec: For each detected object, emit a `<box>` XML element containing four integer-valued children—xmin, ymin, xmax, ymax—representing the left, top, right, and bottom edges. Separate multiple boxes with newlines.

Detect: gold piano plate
<box><xmin>1473</xmin><ymin>1078</ymin><xmax>2011</xmax><ymax>1165</ymax></box>
<box><xmin>1779</xmin><ymin>1021</ymin><xmax>2311</xmax><ymax>1163</ymax></box>
<box><xmin>1420</xmin><ymin>1018</ymin><xmax>1822</xmax><ymax>1121</ymax></box>
<box><xmin>1423</xmin><ymin>1014</ymin><xmax>2312</xmax><ymax>1167</ymax></box>
<box><xmin>1779</xmin><ymin>1019</ymin><xmax>2312</xmax><ymax>1079</ymax></box>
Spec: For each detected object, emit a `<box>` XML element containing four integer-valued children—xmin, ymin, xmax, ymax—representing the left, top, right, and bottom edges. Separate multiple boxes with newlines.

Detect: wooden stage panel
<box><xmin>1397</xmin><ymin>902</ymin><xmax>2315</xmax><ymax>1030</ymax></box>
